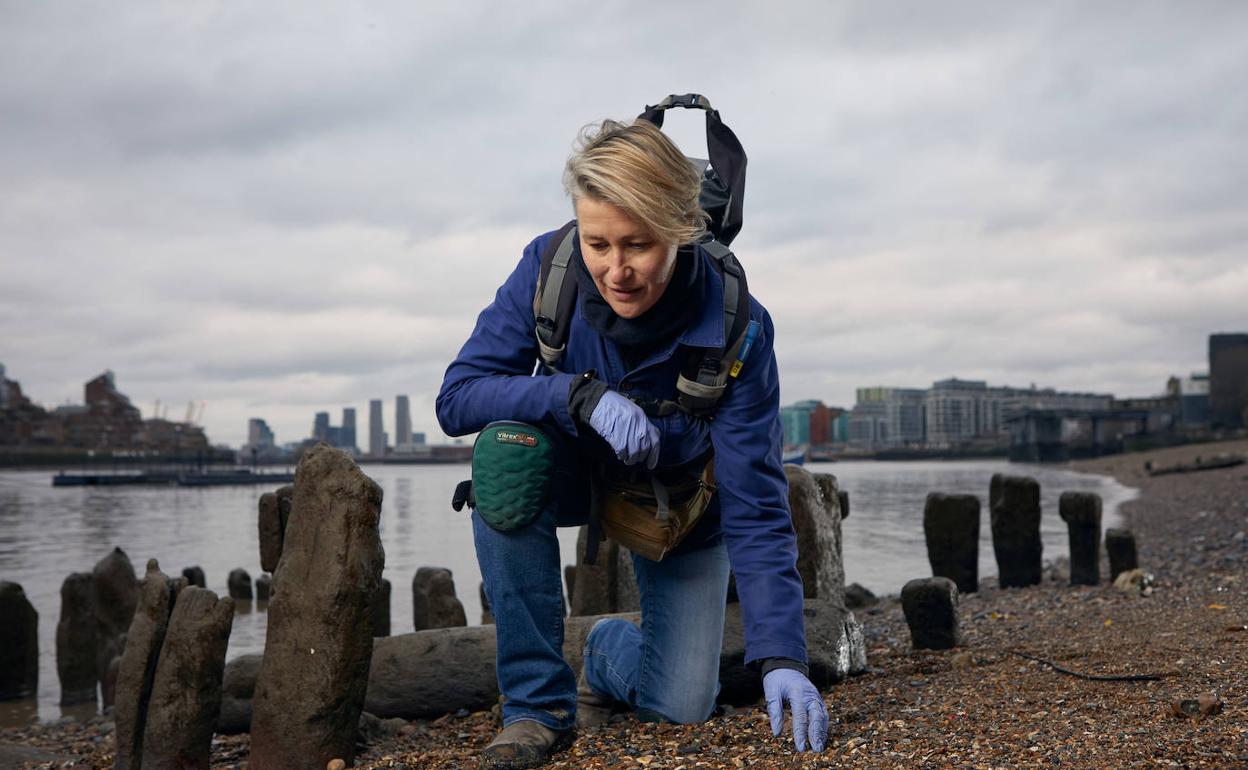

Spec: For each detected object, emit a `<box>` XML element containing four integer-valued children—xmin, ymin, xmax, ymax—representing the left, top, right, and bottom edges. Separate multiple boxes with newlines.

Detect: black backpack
<box><xmin>533</xmin><ymin>94</ymin><xmax>755</xmax><ymax>419</ymax></box>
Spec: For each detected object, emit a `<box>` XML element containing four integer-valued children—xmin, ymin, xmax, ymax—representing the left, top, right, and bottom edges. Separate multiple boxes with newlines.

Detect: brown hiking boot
<box><xmin>480</xmin><ymin>719</ymin><xmax>576</xmax><ymax>770</ymax></box>
<box><xmin>576</xmin><ymin>663</ymin><xmax>614</xmax><ymax>729</ymax></box>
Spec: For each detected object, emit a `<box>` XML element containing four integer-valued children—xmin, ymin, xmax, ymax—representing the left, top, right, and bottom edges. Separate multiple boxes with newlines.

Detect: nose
<box><xmin>605</xmin><ymin>251</ymin><xmax>632</xmax><ymax>285</ymax></box>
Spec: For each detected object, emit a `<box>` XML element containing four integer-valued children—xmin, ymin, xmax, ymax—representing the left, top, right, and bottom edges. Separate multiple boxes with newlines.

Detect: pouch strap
<box><xmin>585</xmin><ymin>468</ymin><xmax>605</xmax><ymax>565</ymax></box>
<box><xmin>650</xmin><ymin>476</ymin><xmax>671</xmax><ymax>522</ymax></box>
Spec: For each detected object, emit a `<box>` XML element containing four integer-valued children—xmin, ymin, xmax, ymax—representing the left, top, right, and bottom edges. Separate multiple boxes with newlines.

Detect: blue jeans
<box><xmin>473</xmin><ymin>504</ymin><xmax>730</xmax><ymax>731</ymax></box>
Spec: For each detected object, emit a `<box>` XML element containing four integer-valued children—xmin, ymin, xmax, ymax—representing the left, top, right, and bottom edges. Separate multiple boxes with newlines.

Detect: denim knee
<box><xmin>644</xmin><ymin>684</ymin><xmax>718</xmax><ymax>724</ymax></box>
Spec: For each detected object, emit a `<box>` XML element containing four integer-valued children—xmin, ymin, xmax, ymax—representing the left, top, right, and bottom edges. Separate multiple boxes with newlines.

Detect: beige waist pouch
<box><xmin>599</xmin><ymin>460</ymin><xmax>717</xmax><ymax>562</ymax></box>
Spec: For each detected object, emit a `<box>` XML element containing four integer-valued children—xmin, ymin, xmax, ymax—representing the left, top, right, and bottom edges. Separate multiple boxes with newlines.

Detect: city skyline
<box><xmin>3</xmin><ymin>5</ymin><xmax>1245</xmax><ymax>447</ymax></box>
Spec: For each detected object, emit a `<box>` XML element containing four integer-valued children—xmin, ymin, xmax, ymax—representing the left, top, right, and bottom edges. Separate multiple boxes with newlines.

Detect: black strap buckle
<box><xmin>648</xmin><ymin>93</ymin><xmax>713</xmax><ymax>112</ymax></box>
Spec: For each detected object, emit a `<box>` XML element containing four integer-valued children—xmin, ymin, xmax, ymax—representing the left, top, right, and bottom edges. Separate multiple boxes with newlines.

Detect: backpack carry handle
<box><xmin>638</xmin><ymin>93</ymin><xmax>747</xmax><ymax>246</ymax></box>
<box><xmin>640</xmin><ymin>93</ymin><xmax>714</xmax><ymax>125</ymax></box>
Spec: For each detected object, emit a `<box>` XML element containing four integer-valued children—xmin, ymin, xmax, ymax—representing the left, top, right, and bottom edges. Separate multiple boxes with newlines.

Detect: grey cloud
<box><xmin>3</xmin><ymin>2</ymin><xmax>1246</xmax><ymax>445</ymax></box>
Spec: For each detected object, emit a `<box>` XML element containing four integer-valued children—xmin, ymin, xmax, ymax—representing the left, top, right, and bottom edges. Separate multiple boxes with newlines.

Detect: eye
<box><xmin>587</xmin><ymin>241</ymin><xmax>609</xmax><ymax>252</ymax></box>
<box><xmin>628</xmin><ymin>242</ymin><xmax>652</xmax><ymax>251</ymax></box>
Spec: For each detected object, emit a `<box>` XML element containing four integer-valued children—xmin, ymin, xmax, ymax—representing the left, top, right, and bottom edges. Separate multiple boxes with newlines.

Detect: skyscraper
<box><xmin>247</xmin><ymin>418</ymin><xmax>275</xmax><ymax>448</ymax></box>
<box><xmin>312</xmin><ymin>411</ymin><xmax>330</xmax><ymax>442</ymax></box>
<box><xmin>341</xmin><ymin>407</ymin><xmax>357</xmax><ymax>452</ymax></box>
<box><xmin>369</xmin><ymin>399</ymin><xmax>385</xmax><ymax>456</ymax></box>
<box><xmin>395</xmin><ymin>395</ymin><xmax>412</xmax><ymax>450</ymax></box>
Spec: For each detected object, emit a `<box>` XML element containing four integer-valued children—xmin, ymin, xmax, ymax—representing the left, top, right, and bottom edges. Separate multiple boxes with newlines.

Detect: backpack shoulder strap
<box><xmin>674</xmin><ymin>240</ymin><xmax>752</xmax><ymax>417</ymax></box>
<box><xmin>532</xmin><ymin>221</ymin><xmax>579</xmax><ymax>370</ymax></box>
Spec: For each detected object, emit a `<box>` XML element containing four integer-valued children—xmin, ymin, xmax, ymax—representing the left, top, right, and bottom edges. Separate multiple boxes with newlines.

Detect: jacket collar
<box><xmin>673</xmin><ymin>244</ymin><xmax>725</xmax><ymax>349</ymax></box>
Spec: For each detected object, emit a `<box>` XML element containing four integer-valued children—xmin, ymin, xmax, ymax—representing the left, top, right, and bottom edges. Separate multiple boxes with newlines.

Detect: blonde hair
<box><xmin>563</xmin><ymin>119</ymin><xmax>708</xmax><ymax>246</ymax></box>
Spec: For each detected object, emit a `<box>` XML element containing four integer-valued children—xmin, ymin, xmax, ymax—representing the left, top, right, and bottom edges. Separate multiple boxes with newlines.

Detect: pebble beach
<box><xmin>3</xmin><ymin>439</ymin><xmax>1245</xmax><ymax>769</ymax></box>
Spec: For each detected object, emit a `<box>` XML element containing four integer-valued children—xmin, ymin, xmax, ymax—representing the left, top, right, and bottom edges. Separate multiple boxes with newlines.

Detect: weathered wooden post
<box><xmin>1059</xmin><ymin>492</ymin><xmax>1102</xmax><ymax>585</ymax></box>
<box><xmin>114</xmin><ymin>560</ymin><xmax>183</xmax><ymax>770</ymax></box>
<box><xmin>371</xmin><ymin>578</ymin><xmax>391</xmax><ymax>637</ymax></box>
<box><xmin>57</xmin><ymin>572</ymin><xmax>98</xmax><ymax>706</ymax></box>
<box><xmin>412</xmin><ymin>567</ymin><xmax>468</xmax><ymax>630</ymax></box>
<box><xmin>227</xmin><ymin>569</ymin><xmax>253</xmax><ymax>602</ymax></box>
<box><xmin>923</xmin><ymin>493</ymin><xmax>980</xmax><ymax>593</ymax></box>
<box><xmin>0</xmin><ymin>582</ymin><xmax>39</xmax><ymax>701</ymax></box>
<box><xmin>141</xmin><ymin>586</ymin><xmax>234</xmax><ymax>770</ymax></box>
<box><xmin>249</xmin><ymin>445</ymin><xmax>385</xmax><ymax>770</ymax></box>
<box><xmin>901</xmin><ymin>577</ymin><xmax>960</xmax><ymax>650</ymax></box>
<box><xmin>989</xmin><ymin>474</ymin><xmax>1043</xmax><ymax>588</ymax></box>
<box><xmin>181</xmin><ymin>566</ymin><xmax>206</xmax><ymax>589</ymax></box>
<box><xmin>1105</xmin><ymin>528</ymin><xmax>1138</xmax><ymax>581</ymax></box>
<box><xmin>93</xmin><ymin>547</ymin><xmax>139</xmax><ymax>709</ymax></box>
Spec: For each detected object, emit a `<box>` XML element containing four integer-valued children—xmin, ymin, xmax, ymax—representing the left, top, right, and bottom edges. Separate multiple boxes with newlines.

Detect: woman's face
<box><xmin>575</xmin><ymin>196</ymin><xmax>678</xmax><ymax>319</ymax></box>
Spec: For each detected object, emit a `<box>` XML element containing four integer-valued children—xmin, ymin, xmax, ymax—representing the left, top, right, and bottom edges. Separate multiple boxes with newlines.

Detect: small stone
<box><xmin>845</xmin><ymin>583</ymin><xmax>877</xmax><ymax>609</ymax></box>
<box><xmin>1170</xmin><ymin>699</ymin><xmax>1200</xmax><ymax>717</ymax></box>
<box><xmin>950</xmin><ymin>651</ymin><xmax>975</xmax><ymax>670</ymax></box>
<box><xmin>327</xmin><ymin>760</ymin><xmax>346</xmax><ymax>770</ymax></box>
<box><xmin>1113</xmin><ymin>568</ymin><xmax>1148</xmax><ymax>592</ymax></box>
<box><xmin>1198</xmin><ymin>692</ymin><xmax>1224</xmax><ymax>716</ymax></box>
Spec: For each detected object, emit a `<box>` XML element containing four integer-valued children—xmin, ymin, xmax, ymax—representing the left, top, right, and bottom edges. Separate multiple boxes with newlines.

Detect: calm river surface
<box><xmin>0</xmin><ymin>460</ymin><xmax>1134</xmax><ymax>724</ymax></box>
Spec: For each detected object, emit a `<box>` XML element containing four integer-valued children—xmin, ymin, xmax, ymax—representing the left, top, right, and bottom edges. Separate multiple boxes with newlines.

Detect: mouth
<box><xmin>606</xmin><ymin>286</ymin><xmax>642</xmax><ymax>301</ymax></box>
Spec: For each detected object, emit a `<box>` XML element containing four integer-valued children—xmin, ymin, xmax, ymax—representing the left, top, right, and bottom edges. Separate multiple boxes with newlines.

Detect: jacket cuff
<box><xmin>568</xmin><ymin>373</ymin><xmax>608</xmax><ymax>428</ymax></box>
<box><xmin>758</xmin><ymin>657</ymin><xmax>809</xmax><ymax>678</ymax></box>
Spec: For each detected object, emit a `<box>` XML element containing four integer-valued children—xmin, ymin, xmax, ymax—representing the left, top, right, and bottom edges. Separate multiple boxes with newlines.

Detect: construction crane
<box><xmin>185</xmin><ymin>401</ymin><xmax>195</xmax><ymax>425</ymax></box>
<box><xmin>195</xmin><ymin>401</ymin><xmax>206</xmax><ymax>426</ymax></box>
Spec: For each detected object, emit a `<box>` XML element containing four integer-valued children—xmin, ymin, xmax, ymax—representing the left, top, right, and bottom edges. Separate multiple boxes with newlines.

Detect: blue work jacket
<box><xmin>436</xmin><ymin>228</ymin><xmax>807</xmax><ymax>667</ymax></box>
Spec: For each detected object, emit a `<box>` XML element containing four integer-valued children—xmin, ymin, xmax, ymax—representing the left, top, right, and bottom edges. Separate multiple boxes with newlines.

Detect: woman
<box><xmin>437</xmin><ymin>117</ymin><xmax>828</xmax><ymax>769</ymax></box>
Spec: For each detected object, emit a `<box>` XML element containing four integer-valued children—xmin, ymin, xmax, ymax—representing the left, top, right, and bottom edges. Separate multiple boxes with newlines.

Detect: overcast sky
<box><xmin>3</xmin><ymin>2</ymin><xmax>1245</xmax><ymax>447</ymax></box>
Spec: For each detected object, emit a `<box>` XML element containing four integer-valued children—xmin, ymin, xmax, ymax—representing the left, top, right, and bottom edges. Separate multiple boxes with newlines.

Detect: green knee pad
<box><xmin>471</xmin><ymin>421</ymin><xmax>555</xmax><ymax>531</ymax></box>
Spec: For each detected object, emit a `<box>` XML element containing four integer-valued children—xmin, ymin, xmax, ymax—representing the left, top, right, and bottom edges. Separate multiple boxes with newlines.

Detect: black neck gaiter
<box><xmin>572</xmin><ymin>242</ymin><xmax>705</xmax><ymax>369</ymax></box>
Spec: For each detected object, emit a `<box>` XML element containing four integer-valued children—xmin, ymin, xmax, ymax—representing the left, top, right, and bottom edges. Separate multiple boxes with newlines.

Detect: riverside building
<box><xmin>1209</xmin><ymin>333</ymin><xmax>1248</xmax><ymax>430</ymax></box>
<box><xmin>368</xmin><ymin>399</ymin><xmax>385</xmax><ymax>457</ymax></box>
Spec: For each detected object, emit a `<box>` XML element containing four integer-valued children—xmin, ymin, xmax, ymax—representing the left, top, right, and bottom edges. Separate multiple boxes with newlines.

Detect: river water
<box><xmin>0</xmin><ymin>460</ymin><xmax>1134</xmax><ymax>725</ymax></box>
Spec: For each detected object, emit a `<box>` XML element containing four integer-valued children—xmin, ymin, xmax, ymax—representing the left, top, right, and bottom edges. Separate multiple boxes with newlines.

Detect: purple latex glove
<box><xmin>763</xmin><ymin>668</ymin><xmax>828</xmax><ymax>752</ymax></box>
<box><xmin>588</xmin><ymin>390</ymin><xmax>660</xmax><ymax>469</ymax></box>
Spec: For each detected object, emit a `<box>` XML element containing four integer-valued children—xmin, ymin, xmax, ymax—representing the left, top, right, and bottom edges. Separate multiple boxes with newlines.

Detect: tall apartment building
<box><xmin>369</xmin><ymin>399</ymin><xmax>385</xmax><ymax>456</ymax></box>
<box><xmin>850</xmin><ymin>387</ymin><xmax>926</xmax><ymax>448</ymax></box>
<box><xmin>847</xmin><ymin>400</ymin><xmax>887</xmax><ymax>446</ymax></box>
<box><xmin>395</xmin><ymin>395</ymin><xmax>413</xmax><ymax>450</ymax></box>
<box><xmin>247</xmin><ymin>418</ymin><xmax>275</xmax><ymax>449</ymax></box>
<box><xmin>312</xmin><ymin>411</ymin><xmax>331</xmax><ymax>442</ymax></box>
<box><xmin>341</xmin><ymin>407</ymin><xmax>357</xmax><ymax>452</ymax></box>
<box><xmin>925</xmin><ymin>378</ymin><xmax>1112</xmax><ymax>448</ymax></box>
<box><xmin>1209</xmin><ymin>333</ymin><xmax>1248</xmax><ymax>429</ymax></box>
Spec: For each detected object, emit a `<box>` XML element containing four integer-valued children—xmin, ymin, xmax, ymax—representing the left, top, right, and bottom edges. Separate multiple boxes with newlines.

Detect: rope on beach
<box><xmin>1008</xmin><ymin>650</ymin><xmax>1170</xmax><ymax>682</ymax></box>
